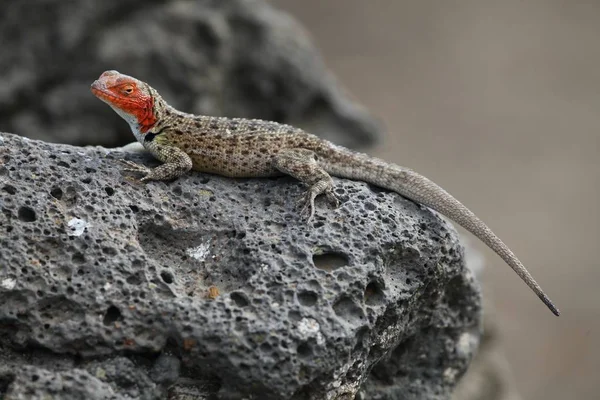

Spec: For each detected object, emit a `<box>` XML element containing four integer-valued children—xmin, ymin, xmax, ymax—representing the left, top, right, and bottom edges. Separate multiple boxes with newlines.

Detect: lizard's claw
<box><xmin>296</xmin><ymin>189</ymin><xmax>340</xmax><ymax>223</ymax></box>
<box><xmin>325</xmin><ymin>190</ymin><xmax>341</xmax><ymax>208</ymax></box>
<box><xmin>120</xmin><ymin>159</ymin><xmax>150</xmax><ymax>173</ymax></box>
<box><xmin>119</xmin><ymin>160</ymin><xmax>153</xmax><ymax>181</ymax></box>
<box><xmin>296</xmin><ymin>191</ymin><xmax>316</xmax><ymax>223</ymax></box>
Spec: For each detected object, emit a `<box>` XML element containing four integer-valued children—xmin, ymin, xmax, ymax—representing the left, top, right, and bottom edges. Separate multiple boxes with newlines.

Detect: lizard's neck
<box><xmin>126</xmin><ymin>91</ymin><xmax>172</xmax><ymax>144</ymax></box>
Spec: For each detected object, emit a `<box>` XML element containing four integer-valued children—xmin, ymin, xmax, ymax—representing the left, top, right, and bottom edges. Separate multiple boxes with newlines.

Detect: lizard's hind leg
<box><xmin>273</xmin><ymin>148</ymin><xmax>340</xmax><ymax>222</ymax></box>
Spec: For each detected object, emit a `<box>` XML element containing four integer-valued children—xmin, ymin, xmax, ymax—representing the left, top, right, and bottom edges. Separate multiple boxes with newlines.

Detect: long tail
<box><xmin>323</xmin><ymin>148</ymin><xmax>559</xmax><ymax>316</ymax></box>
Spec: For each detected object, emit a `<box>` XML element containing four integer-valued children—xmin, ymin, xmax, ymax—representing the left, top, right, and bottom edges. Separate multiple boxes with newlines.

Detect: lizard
<box><xmin>91</xmin><ymin>70</ymin><xmax>559</xmax><ymax>316</ymax></box>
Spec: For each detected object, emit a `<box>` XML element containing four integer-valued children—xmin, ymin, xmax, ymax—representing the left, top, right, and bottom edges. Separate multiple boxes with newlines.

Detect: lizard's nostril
<box><xmin>90</xmin><ymin>80</ymin><xmax>102</xmax><ymax>91</ymax></box>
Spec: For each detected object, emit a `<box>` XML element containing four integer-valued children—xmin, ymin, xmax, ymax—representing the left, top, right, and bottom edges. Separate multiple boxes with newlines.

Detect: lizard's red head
<box><xmin>91</xmin><ymin>70</ymin><xmax>157</xmax><ymax>132</ymax></box>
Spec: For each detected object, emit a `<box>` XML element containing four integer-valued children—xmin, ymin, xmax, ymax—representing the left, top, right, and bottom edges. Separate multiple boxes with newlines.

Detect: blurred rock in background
<box><xmin>0</xmin><ymin>0</ymin><xmax>380</xmax><ymax>149</ymax></box>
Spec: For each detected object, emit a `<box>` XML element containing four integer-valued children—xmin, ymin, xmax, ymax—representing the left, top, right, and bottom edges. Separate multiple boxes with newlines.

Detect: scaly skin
<box><xmin>91</xmin><ymin>70</ymin><xmax>559</xmax><ymax>316</ymax></box>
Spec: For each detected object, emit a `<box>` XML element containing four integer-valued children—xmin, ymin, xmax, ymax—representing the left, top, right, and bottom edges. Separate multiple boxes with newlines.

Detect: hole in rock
<box><xmin>18</xmin><ymin>206</ymin><xmax>36</xmax><ymax>222</ymax></box>
<box><xmin>297</xmin><ymin>342</ymin><xmax>312</xmax><ymax>358</ymax></box>
<box><xmin>160</xmin><ymin>270</ymin><xmax>174</xmax><ymax>284</ymax></box>
<box><xmin>312</xmin><ymin>251</ymin><xmax>348</xmax><ymax>271</ymax></box>
<box><xmin>230</xmin><ymin>292</ymin><xmax>249</xmax><ymax>307</ymax></box>
<box><xmin>103</xmin><ymin>306</ymin><xmax>122</xmax><ymax>326</ymax></box>
<box><xmin>297</xmin><ymin>291</ymin><xmax>318</xmax><ymax>307</ymax></box>
<box><xmin>333</xmin><ymin>296</ymin><xmax>364</xmax><ymax>324</ymax></box>
<box><xmin>50</xmin><ymin>187</ymin><xmax>63</xmax><ymax>200</ymax></box>
<box><xmin>364</xmin><ymin>281</ymin><xmax>385</xmax><ymax>305</ymax></box>
<box><xmin>2</xmin><ymin>185</ymin><xmax>16</xmax><ymax>195</ymax></box>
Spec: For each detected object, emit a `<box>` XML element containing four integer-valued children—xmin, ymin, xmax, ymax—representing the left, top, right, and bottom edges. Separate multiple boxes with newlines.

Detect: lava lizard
<box><xmin>91</xmin><ymin>70</ymin><xmax>559</xmax><ymax>316</ymax></box>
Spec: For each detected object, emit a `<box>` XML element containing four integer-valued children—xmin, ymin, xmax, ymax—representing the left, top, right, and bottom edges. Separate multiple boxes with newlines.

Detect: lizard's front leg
<box><xmin>273</xmin><ymin>148</ymin><xmax>340</xmax><ymax>222</ymax></box>
<box><xmin>121</xmin><ymin>145</ymin><xmax>192</xmax><ymax>182</ymax></box>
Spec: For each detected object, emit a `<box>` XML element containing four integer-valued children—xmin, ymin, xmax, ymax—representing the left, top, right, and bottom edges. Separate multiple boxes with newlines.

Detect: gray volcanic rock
<box><xmin>0</xmin><ymin>360</ymin><xmax>157</xmax><ymax>400</ymax></box>
<box><xmin>0</xmin><ymin>0</ymin><xmax>380</xmax><ymax>149</ymax></box>
<box><xmin>0</xmin><ymin>132</ymin><xmax>481</xmax><ymax>399</ymax></box>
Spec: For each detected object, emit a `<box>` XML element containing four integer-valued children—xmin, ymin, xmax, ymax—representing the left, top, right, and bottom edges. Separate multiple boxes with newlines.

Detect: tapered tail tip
<box><xmin>540</xmin><ymin>294</ymin><xmax>560</xmax><ymax>316</ymax></box>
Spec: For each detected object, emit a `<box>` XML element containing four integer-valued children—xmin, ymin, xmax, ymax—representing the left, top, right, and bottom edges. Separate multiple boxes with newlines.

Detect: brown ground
<box><xmin>275</xmin><ymin>1</ymin><xmax>600</xmax><ymax>399</ymax></box>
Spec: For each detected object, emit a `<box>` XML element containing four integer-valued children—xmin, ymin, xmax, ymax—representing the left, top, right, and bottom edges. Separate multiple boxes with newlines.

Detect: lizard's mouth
<box><xmin>90</xmin><ymin>81</ymin><xmax>134</xmax><ymax>111</ymax></box>
<box><xmin>90</xmin><ymin>80</ymin><xmax>114</xmax><ymax>102</ymax></box>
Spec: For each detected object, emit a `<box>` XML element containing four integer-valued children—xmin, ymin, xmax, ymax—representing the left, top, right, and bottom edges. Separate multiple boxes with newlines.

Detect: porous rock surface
<box><xmin>0</xmin><ymin>132</ymin><xmax>481</xmax><ymax>399</ymax></box>
<box><xmin>0</xmin><ymin>0</ymin><xmax>379</xmax><ymax>149</ymax></box>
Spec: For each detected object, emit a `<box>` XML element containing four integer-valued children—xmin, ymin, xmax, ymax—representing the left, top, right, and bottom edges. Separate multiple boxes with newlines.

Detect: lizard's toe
<box><xmin>300</xmin><ymin>204</ymin><xmax>315</xmax><ymax>223</ymax></box>
<box><xmin>119</xmin><ymin>159</ymin><xmax>137</xmax><ymax>167</ymax></box>
<box><xmin>119</xmin><ymin>159</ymin><xmax>153</xmax><ymax>182</ymax></box>
<box><xmin>325</xmin><ymin>190</ymin><xmax>340</xmax><ymax>208</ymax></box>
<box><xmin>297</xmin><ymin>191</ymin><xmax>316</xmax><ymax>223</ymax></box>
<box><xmin>120</xmin><ymin>160</ymin><xmax>150</xmax><ymax>173</ymax></box>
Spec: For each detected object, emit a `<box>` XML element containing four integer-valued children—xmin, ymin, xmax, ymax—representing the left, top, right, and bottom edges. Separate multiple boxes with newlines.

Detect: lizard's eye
<box><xmin>122</xmin><ymin>85</ymin><xmax>134</xmax><ymax>95</ymax></box>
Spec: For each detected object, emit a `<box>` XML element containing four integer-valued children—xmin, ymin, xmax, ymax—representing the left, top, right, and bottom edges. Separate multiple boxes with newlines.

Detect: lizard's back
<box><xmin>154</xmin><ymin>114</ymin><xmax>326</xmax><ymax>177</ymax></box>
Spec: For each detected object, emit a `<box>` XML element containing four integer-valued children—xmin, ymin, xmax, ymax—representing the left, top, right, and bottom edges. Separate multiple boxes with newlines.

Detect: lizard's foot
<box><xmin>325</xmin><ymin>189</ymin><xmax>340</xmax><ymax>208</ymax></box>
<box><xmin>272</xmin><ymin>148</ymin><xmax>340</xmax><ymax>222</ymax></box>
<box><xmin>296</xmin><ymin>188</ymin><xmax>340</xmax><ymax>223</ymax></box>
<box><xmin>120</xmin><ymin>151</ymin><xmax>193</xmax><ymax>182</ymax></box>
<box><xmin>119</xmin><ymin>160</ymin><xmax>153</xmax><ymax>182</ymax></box>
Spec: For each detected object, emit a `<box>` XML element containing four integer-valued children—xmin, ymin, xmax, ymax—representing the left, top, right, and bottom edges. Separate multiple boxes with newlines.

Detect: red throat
<box><xmin>93</xmin><ymin>90</ymin><xmax>157</xmax><ymax>133</ymax></box>
<box><xmin>132</xmin><ymin>97</ymin><xmax>157</xmax><ymax>133</ymax></box>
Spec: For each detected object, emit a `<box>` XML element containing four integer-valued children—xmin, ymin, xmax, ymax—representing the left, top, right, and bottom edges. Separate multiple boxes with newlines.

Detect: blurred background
<box><xmin>274</xmin><ymin>1</ymin><xmax>599</xmax><ymax>399</ymax></box>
